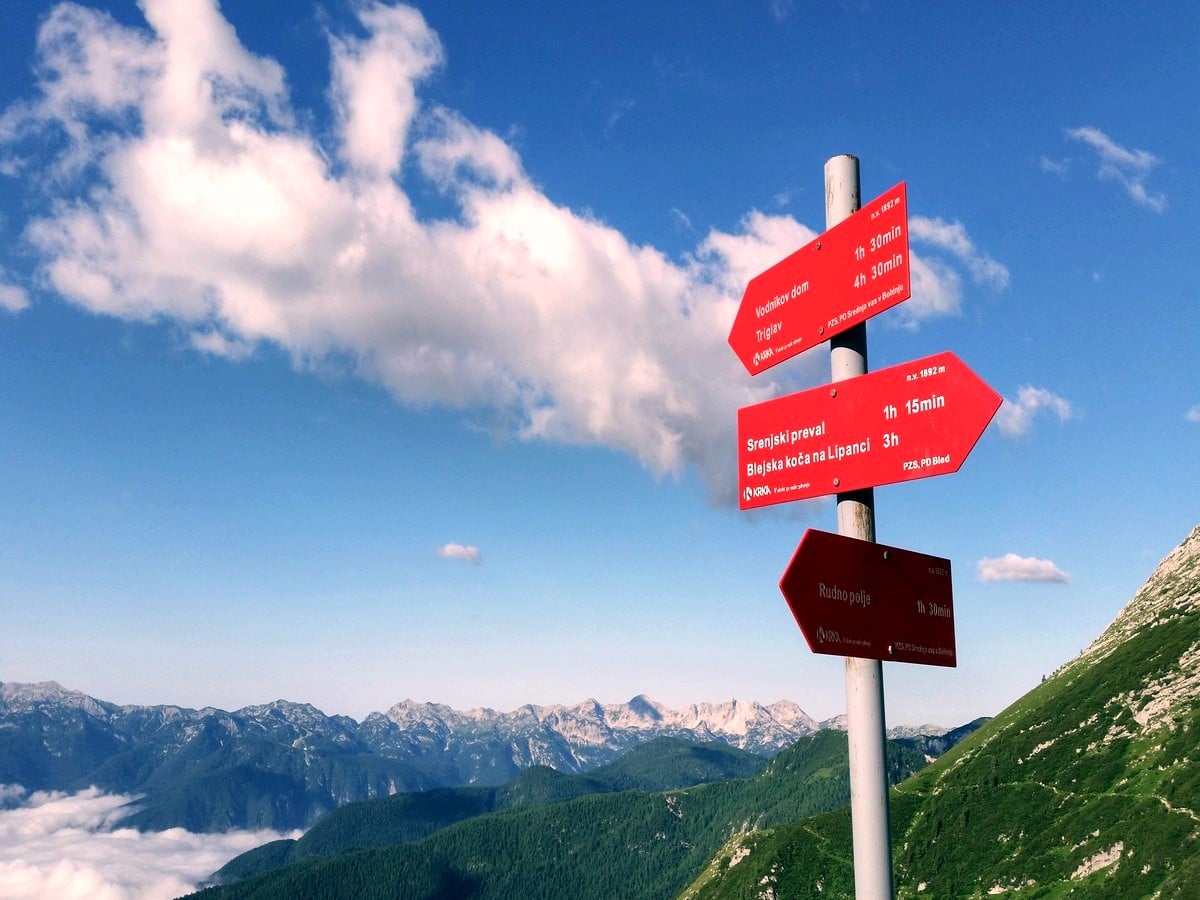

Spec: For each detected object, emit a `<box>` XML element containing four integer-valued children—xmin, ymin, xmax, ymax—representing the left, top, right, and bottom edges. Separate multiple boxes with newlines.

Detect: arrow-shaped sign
<box><xmin>728</xmin><ymin>182</ymin><xmax>910</xmax><ymax>376</ymax></box>
<box><xmin>780</xmin><ymin>529</ymin><xmax>956</xmax><ymax>666</ymax></box>
<box><xmin>738</xmin><ymin>350</ymin><xmax>1002</xmax><ymax>509</ymax></box>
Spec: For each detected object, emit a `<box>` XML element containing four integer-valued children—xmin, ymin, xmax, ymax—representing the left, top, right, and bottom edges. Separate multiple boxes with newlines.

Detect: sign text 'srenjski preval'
<box><xmin>738</xmin><ymin>350</ymin><xmax>1002</xmax><ymax>509</ymax></box>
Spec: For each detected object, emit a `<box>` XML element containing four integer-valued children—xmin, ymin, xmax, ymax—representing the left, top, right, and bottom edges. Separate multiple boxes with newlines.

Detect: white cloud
<box><xmin>1187</xmin><ymin>405</ymin><xmax>1200</xmax><ymax>424</ymax></box>
<box><xmin>0</xmin><ymin>784</ymin><xmax>29</xmax><ymax>807</ymax></box>
<box><xmin>770</xmin><ymin>0</ymin><xmax>797</xmax><ymax>23</ymax></box>
<box><xmin>1039</xmin><ymin>155</ymin><xmax>1069</xmax><ymax>176</ymax></box>
<box><xmin>909</xmin><ymin>216</ymin><xmax>1009</xmax><ymax>290</ymax></box>
<box><xmin>439</xmin><ymin>542</ymin><xmax>481</xmax><ymax>564</ymax></box>
<box><xmin>669</xmin><ymin>207</ymin><xmax>695</xmax><ymax>233</ymax></box>
<box><xmin>696</xmin><ymin>210</ymin><xmax>819</xmax><ymax>300</ymax></box>
<box><xmin>330</xmin><ymin>2</ymin><xmax>442</xmax><ymax>178</ymax></box>
<box><xmin>978</xmin><ymin>554</ymin><xmax>1070</xmax><ymax>583</ymax></box>
<box><xmin>993</xmin><ymin>386</ymin><xmax>1073</xmax><ymax>438</ymax></box>
<box><xmin>0</xmin><ymin>4</ymin><xmax>160</xmax><ymax>179</ymax></box>
<box><xmin>0</xmin><ymin>0</ymin><xmax>1004</xmax><ymax>507</ymax></box>
<box><xmin>1065</xmin><ymin>126</ymin><xmax>1166</xmax><ymax>212</ymax></box>
<box><xmin>0</xmin><ymin>281</ymin><xmax>29</xmax><ymax>313</ymax></box>
<box><xmin>189</xmin><ymin>328</ymin><xmax>254</xmax><ymax>360</ymax></box>
<box><xmin>414</xmin><ymin>107</ymin><xmax>523</xmax><ymax>190</ymax></box>
<box><xmin>0</xmin><ymin>784</ymin><xmax>297</xmax><ymax>900</ymax></box>
<box><xmin>901</xmin><ymin>216</ymin><xmax>1008</xmax><ymax>326</ymax></box>
<box><xmin>906</xmin><ymin>253</ymin><xmax>964</xmax><ymax>321</ymax></box>
<box><xmin>604</xmin><ymin>99</ymin><xmax>636</xmax><ymax>138</ymax></box>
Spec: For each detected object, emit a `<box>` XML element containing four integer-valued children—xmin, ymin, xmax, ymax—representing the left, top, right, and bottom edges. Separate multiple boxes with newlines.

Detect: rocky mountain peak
<box><xmin>1071</xmin><ymin>523</ymin><xmax>1200</xmax><ymax>672</ymax></box>
<box><xmin>0</xmin><ymin>679</ymin><xmax>114</xmax><ymax>718</ymax></box>
<box><xmin>765</xmin><ymin>699</ymin><xmax>819</xmax><ymax>730</ymax></box>
<box><xmin>627</xmin><ymin>694</ymin><xmax>664</xmax><ymax>720</ymax></box>
<box><xmin>237</xmin><ymin>699</ymin><xmax>327</xmax><ymax>721</ymax></box>
<box><xmin>383</xmin><ymin>699</ymin><xmax>461</xmax><ymax>728</ymax></box>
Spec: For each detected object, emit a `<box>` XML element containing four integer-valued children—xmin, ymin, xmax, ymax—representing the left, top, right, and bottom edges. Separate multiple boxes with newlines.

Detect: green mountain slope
<box><xmin>190</xmin><ymin>731</ymin><xmax>930</xmax><ymax>899</ymax></box>
<box><xmin>682</xmin><ymin>523</ymin><xmax>1200</xmax><ymax>899</ymax></box>
<box><xmin>210</xmin><ymin>737</ymin><xmax>766</xmax><ymax>885</ymax></box>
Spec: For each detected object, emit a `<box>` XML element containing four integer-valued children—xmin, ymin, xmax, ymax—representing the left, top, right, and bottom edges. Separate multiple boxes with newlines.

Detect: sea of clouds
<box><xmin>0</xmin><ymin>784</ymin><xmax>298</xmax><ymax>900</ymax></box>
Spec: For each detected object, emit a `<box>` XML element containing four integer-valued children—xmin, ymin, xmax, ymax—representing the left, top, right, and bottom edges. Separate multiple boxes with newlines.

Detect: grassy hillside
<box><xmin>682</xmin><ymin>524</ymin><xmax>1200</xmax><ymax>899</ymax></box>
<box><xmin>210</xmin><ymin>737</ymin><xmax>765</xmax><ymax>884</ymax></box>
<box><xmin>192</xmin><ymin>731</ymin><xmax>929</xmax><ymax>899</ymax></box>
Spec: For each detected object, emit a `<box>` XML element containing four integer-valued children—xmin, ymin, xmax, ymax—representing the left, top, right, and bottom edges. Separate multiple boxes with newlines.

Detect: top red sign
<box><xmin>728</xmin><ymin>182</ymin><xmax>911</xmax><ymax>376</ymax></box>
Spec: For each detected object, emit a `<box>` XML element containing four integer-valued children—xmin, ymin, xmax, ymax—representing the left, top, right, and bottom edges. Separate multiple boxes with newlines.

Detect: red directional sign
<box><xmin>780</xmin><ymin>529</ymin><xmax>956</xmax><ymax>667</ymax></box>
<box><xmin>728</xmin><ymin>182</ymin><xmax>910</xmax><ymax>376</ymax></box>
<box><xmin>738</xmin><ymin>350</ymin><xmax>1001</xmax><ymax>509</ymax></box>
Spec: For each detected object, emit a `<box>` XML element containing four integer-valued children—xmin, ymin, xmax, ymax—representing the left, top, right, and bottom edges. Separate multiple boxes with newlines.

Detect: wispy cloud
<box><xmin>0</xmin><ymin>266</ymin><xmax>28</xmax><ymax>313</ymax></box>
<box><xmin>604</xmin><ymin>99</ymin><xmax>636</xmax><ymax>138</ymax></box>
<box><xmin>905</xmin><ymin>216</ymin><xmax>1009</xmax><ymax>325</ymax></box>
<box><xmin>439</xmin><ymin>543</ymin><xmax>481</xmax><ymax>564</ymax></box>
<box><xmin>769</xmin><ymin>0</ymin><xmax>797</xmax><ymax>23</ymax></box>
<box><xmin>910</xmin><ymin>216</ymin><xmax>1010</xmax><ymax>289</ymax></box>
<box><xmin>993</xmin><ymin>386</ymin><xmax>1073</xmax><ymax>438</ymax></box>
<box><xmin>1038</xmin><ymin>155</ymin><xmax>1069</xmax><ymax>176</ymax></box>
<box><xmin>669</xmin><ymin>207</ymin><xmax>695</xmax><ymax>233</ymax></box>
<box><xmin>1187</xmin><ymin>405</ymin><xmax>1200</xmax><ymax>424</ymax></box>
<box><xmin>1065</xmin><ymin>126</ymin><xmax>1166</xmax><ymax>212</ymax></box>
<box><xmin>978</xmin><ymin>554</ymin><xmax>1070</xmax><ymax>583</ymax></box>
<box><xmin>189</xmin><ymin>328</ymin><xmax>254</xmax><ymax>360</ymax></box>
<box><xmin>0</xmin><ymin>281</ymin><xmax>28</xmax><ymax>313</ymax></box>
<box><xmin>0</xmin><ymin>784</ymin><xmax>296</xmax><ymax>900</ymax></box>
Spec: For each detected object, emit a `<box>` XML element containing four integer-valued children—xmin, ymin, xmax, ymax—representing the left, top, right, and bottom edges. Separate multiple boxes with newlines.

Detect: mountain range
<box><xmin>7</xmin><ymin>522</ymin><xmax>1197</xmax><ymax>898</ymax></box>
<box><xmin>0</xmin><ymin>682</ymin><xmax>961</xmax><ymax>832</ymax></box>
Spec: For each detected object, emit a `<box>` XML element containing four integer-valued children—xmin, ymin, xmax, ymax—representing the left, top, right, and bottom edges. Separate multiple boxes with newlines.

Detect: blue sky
<box><xmin>0</xmin><ymin>0</ymin><xmax>1196</xmax><ymax>728</ymax></box>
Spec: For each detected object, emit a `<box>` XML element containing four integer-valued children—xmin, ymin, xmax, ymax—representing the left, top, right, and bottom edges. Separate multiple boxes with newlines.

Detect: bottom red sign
<box><xmin>779</xmin><ymin>529</ymin><xmax>956</xmax><ymax>667</ymax></box>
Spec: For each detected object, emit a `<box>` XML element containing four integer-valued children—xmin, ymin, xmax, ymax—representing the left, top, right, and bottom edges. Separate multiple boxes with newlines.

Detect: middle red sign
<box><xmin>738</xmin><ymin>350</ymin><xmax>1002</xmax><ymax>509</ymax></box>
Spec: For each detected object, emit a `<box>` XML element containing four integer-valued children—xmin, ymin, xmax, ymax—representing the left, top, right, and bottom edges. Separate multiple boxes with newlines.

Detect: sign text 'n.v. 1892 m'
<box><xmin>728</xmin><ymin>182</ymin><xmax>910</xmax><ymax>376</ymax></box>
<box><xmin>780</xmin><ymin>529</ymin><xmax>956</xmax><ymax>667</ymax></box>
<box><xmin>738</xmin><ymin>350</ymin><xmax>1001</xmax><ymax>509</ymax></box>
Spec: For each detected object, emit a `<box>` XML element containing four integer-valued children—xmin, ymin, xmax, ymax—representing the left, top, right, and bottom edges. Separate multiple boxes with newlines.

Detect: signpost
<box><xmin>779</xmin><ymin>529</ymin><xmax>956</xmax><ymax>667</ymax></box>
<box><xmin>727</xmin><ymin>182</ymin><xmax>910</xmax><ymax>376</ymax></box>
<box><xmin>730</xmin><ymin>155</ymin><xmax>1001</xmax><ymax>899</ymax></box>
<box><xmin>738</xmin><ymin>350</ymin><xmax>1002</xmax><ymax>509</ymax></box>
<box><xmin>822</xmin><ymin>157</ymin><xmax>894</xmax><ymax>900</ymax></box>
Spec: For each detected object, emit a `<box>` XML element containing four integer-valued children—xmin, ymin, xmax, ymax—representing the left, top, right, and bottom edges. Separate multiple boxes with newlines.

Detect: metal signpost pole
<box><xmin>825</xmin><ymin>154</ymin><xmax>895</xmax><ymax>900</ymax></box>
